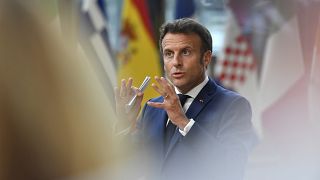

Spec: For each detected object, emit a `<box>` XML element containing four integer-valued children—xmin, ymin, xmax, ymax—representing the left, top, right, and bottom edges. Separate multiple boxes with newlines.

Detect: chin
<box><xmin>171</xmin><ymin>78</ymin><xmax>184</xmax><ymax>86</ymax></box>
<box><xmin>172</xmin><ymin>79</ymin><xmax>188</xmax><ymax>91</ymax></box>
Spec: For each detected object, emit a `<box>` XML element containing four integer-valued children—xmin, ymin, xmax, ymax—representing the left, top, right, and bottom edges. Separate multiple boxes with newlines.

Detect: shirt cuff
<box><xmin>179</xmin><ymin>119</ymin><xmax>195</xmax><ymax>136</ymax></box>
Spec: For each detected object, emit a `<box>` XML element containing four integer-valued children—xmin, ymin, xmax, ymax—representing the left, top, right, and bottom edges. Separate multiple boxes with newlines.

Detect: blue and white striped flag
<box><xmin>79</xmin><ymin>0</ymin><xmax>117</xmax><ymax>99</ymax></box>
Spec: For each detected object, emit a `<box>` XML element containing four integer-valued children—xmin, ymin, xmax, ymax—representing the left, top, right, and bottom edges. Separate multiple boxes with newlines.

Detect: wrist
<box><xmin>176</xmin><ymin>116</ymin><xmax>190</xmax><ymax>130</ymax></box>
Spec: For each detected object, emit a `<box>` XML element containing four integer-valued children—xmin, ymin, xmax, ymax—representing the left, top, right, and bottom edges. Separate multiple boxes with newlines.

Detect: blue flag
<box><xmin>175</xmin><ymin>0</ymin><xmax>195</xmax><ymax>19</ymax></box>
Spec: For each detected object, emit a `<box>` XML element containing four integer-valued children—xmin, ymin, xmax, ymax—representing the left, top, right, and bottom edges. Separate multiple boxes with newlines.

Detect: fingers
<box><xmin>132</xmin><ymin>90</ymin><xmax>144</xmax><ymax>113</ymax></box>
<box><xmin>151</xmin><ymin>82</ymin><xmax>165</xmax><ymax>97</ymax></box>
<box><xmin>161</xmin><ymin>77</ymin><xmax>175</xmax><ymax>96</ymax></box>
<box><xmin>152</xmin><ymin>76</ymin><xmax>175</xmax><ymax>98</ymax></box>
<box><xmin>126</xmin><ymin>78</ymin><xmax>133</xmax><ymax>96</ymax></box>
<box><xmin>120</xmin><ymin>79</ymin><xmax>127</xmax><ymax>97</ymax></box>
<box><xmin>114</xmin><ymin>78</ymin><xmax>144</xmax><ymax>127</ymax></box>
<box><xmin>147</xmin><ymin>101</ymin><xmax>165</xmax><ymax>109</ymax></box>
<box><xmin>119</xmin><ymin>78</ymin><xmax>135</xmax><ymax>98</ymax></box>
<box><xmin>135</xmin><ymin>90</ymin><xmax>143</xmax><ymax>103</ymax></box>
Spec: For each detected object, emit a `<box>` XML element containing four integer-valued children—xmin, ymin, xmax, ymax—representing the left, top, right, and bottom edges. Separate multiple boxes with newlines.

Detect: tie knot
<box><xmin>178</xmin><ymin>94</ymin><xmax>190</xmax><ymax>106</ymax></box>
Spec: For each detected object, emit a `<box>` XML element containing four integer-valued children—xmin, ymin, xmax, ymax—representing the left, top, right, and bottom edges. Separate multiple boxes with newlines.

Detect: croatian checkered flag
<box><xmin>79</xmin><ymin>0</ymin><xmax>117</xmax><ymax>96</ymax></box>
<box><xmin>215</xmin><ymin>12</ymin><xmax>256</xmax><ymax>89</ymax></box>
<box><xmin>216</xmin><ymin>11</ymin><xmax>262</xmax><ymax>136</ymax></box>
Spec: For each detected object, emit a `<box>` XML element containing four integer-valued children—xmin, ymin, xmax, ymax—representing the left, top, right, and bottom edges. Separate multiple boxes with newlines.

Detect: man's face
<box><xmin>161</xmin><ymin>33</ymin><xmax>211</xmax><ymax>93</ymax></box>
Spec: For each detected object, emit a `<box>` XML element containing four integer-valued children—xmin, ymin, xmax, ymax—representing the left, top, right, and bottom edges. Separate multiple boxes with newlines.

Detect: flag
<box><xmin>215</xmin><ymin>10</ymin><xmax>257</xmax><ymax>90</ymax></box>
<box><xmin>117</xmin><ymin>0</ymin><xmax>162</xmax><ymax>105</ymax></box>
<box><xmin>215</xmin><ymin>10</ymin><xmax>261</xmax><ymax>136</ymax></box>
<box><xmin>146</xmin><ymin>0</ymin><xmax>165</xmax><ymax>41</ymax></box>
<box><xmin>309</xmin><ymin>16</ymin><xmax>320</xmax><ymax>128</ymax></box>
<box><xmin>259</xmin><ymin>14</ymin><xmax>306</xmax><ymax>147</ymax></box>
<box><xmin>175</xmin><ymin>0</ymin><xmax>195</xmax><ymax>19</ymax></box>
<box><xmin>248</xmin><ymin>2</ymin><xmax>320</xmax><ymax>179</ymax></box>
<box><xmin>257</xmin><ymin>15</ymin><xmax>319</xmax><ymax>180</ymax></box>
<box><xmin>79</xmin><ymin>0</ymin><xmax>117</xmax><ymax>102</ymax></box>
<box><xmin>307</xmin><ymin>17</ymin><xmax>320</xmax><ymax>177</ymax></box>
<box><xmin>259</xmin><ymin>16</ymin><xmax>305</xmax><ymax>112</ymax></box>
<box><xmin>224</xmin><ymin>2</ymin><xmax>320</xmax><ymax>179</ymax></box>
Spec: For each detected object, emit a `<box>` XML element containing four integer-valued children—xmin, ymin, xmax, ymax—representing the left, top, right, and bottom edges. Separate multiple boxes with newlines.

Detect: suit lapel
<box><xmin>164</xmin><ymin>127</ymin><xmax>181</xmax><ymax>159</ymax></box>
<box><xmin>163</xmin><ymin>79</ymin><xmax>218</xmax><ymax>160</ymax></box>
<box><xmin>185</xmin><ymin>95</ymin><xmax>209</xmax><ymax>119</ymax></box>
<box><xmin>185</xmin><ymin>79</ymin><xmax>217</xmax><ymax>119</ymax></box>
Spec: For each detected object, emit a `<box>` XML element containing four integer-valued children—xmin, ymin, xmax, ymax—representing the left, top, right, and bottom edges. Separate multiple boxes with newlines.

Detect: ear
<box><xmin>203</xmin><ymin>50</ymin><xmax>212</xmax><ymax>69</ymax></box>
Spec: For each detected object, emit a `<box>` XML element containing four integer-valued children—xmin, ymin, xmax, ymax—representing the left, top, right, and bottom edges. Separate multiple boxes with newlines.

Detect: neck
<box><xmin>177</xmin><ymin>75</ymin><xmax>206</xmax><ymax>94</ymax></box>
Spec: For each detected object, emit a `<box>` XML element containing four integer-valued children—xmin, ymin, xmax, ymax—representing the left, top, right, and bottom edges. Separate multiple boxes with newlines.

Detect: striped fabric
<box><xmin>79</xmin><ymin>0</ymin><xmax>116</xmax><ymax>100</ymax></box>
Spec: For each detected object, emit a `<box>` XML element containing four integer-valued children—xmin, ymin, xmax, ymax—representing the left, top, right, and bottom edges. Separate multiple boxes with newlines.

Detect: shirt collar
<box><xmin>175</xmin><ymin>76</ymin><xmax>209</xmax><ymax>98</ymax></box>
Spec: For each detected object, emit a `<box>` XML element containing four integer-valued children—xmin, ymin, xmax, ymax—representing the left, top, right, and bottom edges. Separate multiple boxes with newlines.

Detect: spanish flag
<box><xmin>118</xmin><ymin>0</ymin><xmax>162</xmax><ymax>105</ymax></box>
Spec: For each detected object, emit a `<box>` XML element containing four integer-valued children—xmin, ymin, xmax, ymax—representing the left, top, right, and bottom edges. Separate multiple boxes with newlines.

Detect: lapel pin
<box><xmin>199</xmin><ymin>99</ymin><xmax>204</xmax><ymax>103</ymax></box>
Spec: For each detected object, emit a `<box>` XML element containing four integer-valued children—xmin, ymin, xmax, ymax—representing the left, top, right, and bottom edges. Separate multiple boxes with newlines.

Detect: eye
<box><xmin>182</xmin><ymin>49</ymin><xmax>191</xmax><ymax>56</ymax></box>
<box><xmin>164</xmin><ymin>51</ymin><xmax>174</xmax><ymax>58</ymax></box>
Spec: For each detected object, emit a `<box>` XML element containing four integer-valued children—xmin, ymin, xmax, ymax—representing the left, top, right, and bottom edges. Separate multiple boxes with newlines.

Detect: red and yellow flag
<box><xmin>118</xmin><ymin>0</ymin><xmax>162</xmax><ymax>105</ymax></box>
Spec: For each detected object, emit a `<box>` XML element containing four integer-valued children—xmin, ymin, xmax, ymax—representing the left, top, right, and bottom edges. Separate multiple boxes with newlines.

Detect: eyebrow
<box><xmin>163</xmin><ymin>44</ymin><xmax>194</xmax><ymax>50</ymax></box>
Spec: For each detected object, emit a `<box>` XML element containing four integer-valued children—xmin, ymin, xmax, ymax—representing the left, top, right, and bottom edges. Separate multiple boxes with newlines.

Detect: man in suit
<box><xmin>114</xmin><ymin>18</ymin><xmax>257</xmax><ymax>180</ymax></box>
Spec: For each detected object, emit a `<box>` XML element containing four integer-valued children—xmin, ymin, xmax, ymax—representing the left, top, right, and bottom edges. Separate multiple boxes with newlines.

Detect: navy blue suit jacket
<box><xmin>135</xmin><ymin>78</ymin><xmax>257</xmax><ymax>180</ymax></box>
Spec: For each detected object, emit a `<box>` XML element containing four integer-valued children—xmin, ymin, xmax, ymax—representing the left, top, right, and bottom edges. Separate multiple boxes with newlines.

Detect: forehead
<box><xmin>161</xmin><ymin>33</ymin><xmax>201</xmax><ymax>51</ymax></box>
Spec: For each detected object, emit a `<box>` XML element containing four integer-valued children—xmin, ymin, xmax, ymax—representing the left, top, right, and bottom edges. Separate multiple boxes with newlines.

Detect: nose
<box><xmin>172</xmin><ymin>54</ymin><xmax>182</xmax><ymax>67</ymax></box>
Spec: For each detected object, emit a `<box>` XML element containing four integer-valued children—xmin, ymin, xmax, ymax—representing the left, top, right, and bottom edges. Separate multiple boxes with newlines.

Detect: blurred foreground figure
<box><xmin>0</xmin><ymin>0</ymin><xmax>119</xmax><ymax>179</ymax></box>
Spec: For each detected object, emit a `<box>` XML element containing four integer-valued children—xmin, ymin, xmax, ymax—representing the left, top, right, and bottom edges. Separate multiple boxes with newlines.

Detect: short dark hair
<box><xmin>159</xmin><ymin>18</ymin><xmax>212</xmax><ymax>54</ymax></box>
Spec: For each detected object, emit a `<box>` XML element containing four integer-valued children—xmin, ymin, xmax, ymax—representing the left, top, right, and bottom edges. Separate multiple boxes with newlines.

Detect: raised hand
<box><xmin>114</xmin><ymin>78</ymin><xmax>143</xmax><ymax>132</ymax></box>
<box><xmin>147</xmin><ymin>76</ymin><xmax>189</xmax><ymax>130</ymax></box>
